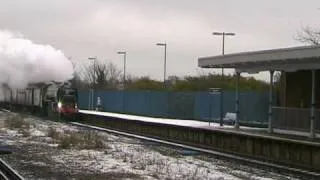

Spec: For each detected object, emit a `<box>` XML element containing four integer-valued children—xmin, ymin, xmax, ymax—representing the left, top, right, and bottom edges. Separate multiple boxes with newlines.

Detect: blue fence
<box><xmin>78</xmin><ymin>90</ymin><xmax>269</xmax><ymax>124</ymax></box>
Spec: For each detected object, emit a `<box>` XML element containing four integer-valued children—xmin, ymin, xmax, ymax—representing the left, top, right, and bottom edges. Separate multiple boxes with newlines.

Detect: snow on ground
<box><xmin>30</xmin><ymin>129</ymin><xmax>46</xmax><ymax>137</ymax></box>
<box><xmin>0</xmin><ymin>111</ymin><xmax>304</xmax><ymax>180</ymax></box>
<box><xmin>79</xmin><ymin>110</ymin><xmax>267</xmax><ymax>133</ymax></box>
<box><xmin>80</xmin><ymin>110</ymin><xmax>215</xmax><ymax>128</ymax></box>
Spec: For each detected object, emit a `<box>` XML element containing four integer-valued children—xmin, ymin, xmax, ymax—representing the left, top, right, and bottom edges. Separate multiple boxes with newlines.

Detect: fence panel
<box><xmin>147</xmin><ymin>91</ymin><xmax>168</xmax><ymax>118</ymax></box>
<box><xmin>194</xmin><ymin>92</ymin><xmax>221</xmax><ymax>121</ymax></box>
<box><xmin>100</xmin><ymin>91</ymin><xmax>124</xmax><ymax>113</ymax></box>
<box><xmin>78</xmin><ymin>90</ymin><xmax>89</xmax><ymax>110</ymax></box>
<box><xmin>167</xmin><ymin>92</ymin><xmax>195</xmax><ymax>119</ymax></box>
<box><xmin>123</xmin><ymin>91</ymin><xmax>148</xmax><ymax>115</ymax></box>
<box><xmin>77</xmin><ymin>90</ymin><xmax>269</xmax><ymax>126</ymax></box>
<box><xmin>221</xmin><ymin>91</ymin><xmax>236</xmax><ymax>119</ymax></box>
<box><xmin>239</xmin><ymin>92</ymin><xmax>269</xmax><ymax>124</ymax></box>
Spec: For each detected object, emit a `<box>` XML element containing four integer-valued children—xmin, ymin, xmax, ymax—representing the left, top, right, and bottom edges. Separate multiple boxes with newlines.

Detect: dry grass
<box><xmin>3</xmin><ymin>114</ymin><xmax>31</xmax><ymax>137</ymax></box>
<box><xmin>5</xmin><ymin>114</ymin><xmax>30</xmax><ymax>129</ymax></box>
<box><xmin>152</xmin><ymin>158</ymin><xmax>167</xmax><ymax>176</ymax></box>
<box><xmin>81</xmin><ymin>130</ymin><xmax>104</xmax><ymax>149</ymax></box>
<box><xmin>47</xmin><ymin>128</ymin><xmax>105</xmax><ymax>150</ymax></box>
<box><xmin>47</xmin><ymin>127</ymin><xmax>61</xmax><ymax>140</ymax></box>
<box><xmin>59</xmin><ymin>133</ymin><xmax>78</xmax><ymax>149</ymax></box>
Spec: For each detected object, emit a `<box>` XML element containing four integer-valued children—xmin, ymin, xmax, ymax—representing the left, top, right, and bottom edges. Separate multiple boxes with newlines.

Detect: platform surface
<box><xmin>80</xmin><ymin>110</ymin><xmax>320</xmax><ymax>144</ymax></box>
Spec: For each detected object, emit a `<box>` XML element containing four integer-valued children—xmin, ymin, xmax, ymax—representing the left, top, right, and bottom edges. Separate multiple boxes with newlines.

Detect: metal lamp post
<box><xmin>88</xmin><ymin>56</ymin><xmax>97</xmax><ymax>110</ymax></box>
<box><xmin>117</xmin><ymin>51</ymin><xmax>127</xmax><ymax>89</ymax></box>
<box><xmin>211</xmin><ymin>32</ymin><xmax>235</xmax><ymax>126</ymax></box>
<box><xmin>156</xmin><ymin>43</ymin><xmax>167</xmax><ymax>87</ymax></box>
<box><xmin>212</xmin><ymin>32</ymin><xmax>236</xmax><ymax>77</ymax></box>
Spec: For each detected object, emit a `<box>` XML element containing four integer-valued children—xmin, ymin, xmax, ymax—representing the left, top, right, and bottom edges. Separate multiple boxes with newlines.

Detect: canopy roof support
<box><xmin>268</xmin><ymin>71</ymin><xmax>274</xmax><ymax>133</ymax></box>
<box><xmin>310</xmin><ymin>70</ymin><xmax>316</xmax><ymax>138</ymax></box>
<box><xmin>235</xmin><ymin>72</ymin><xmax>240</xmax><ymax>129</ymax></box>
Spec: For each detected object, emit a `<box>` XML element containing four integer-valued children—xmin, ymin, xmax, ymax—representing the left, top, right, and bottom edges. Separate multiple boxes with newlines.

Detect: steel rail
<box><xmin>0</xmin><ymin>158</ymin><xmax>24</xmax><ymax>180</ymax></box>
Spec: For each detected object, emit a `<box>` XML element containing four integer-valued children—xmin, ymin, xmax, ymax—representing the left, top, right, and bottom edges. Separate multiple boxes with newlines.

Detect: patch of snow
<box><xmin>1</xmin><ymin>139</ymin><xmax>16</xmax><ymax>146</ymax></box>
<box><xmin>20</xmin><ymin>160</ymin><xmax>47</xmax><ymax>167</ymax></box>
<box><xmin>30</xmin><ymin>129</ymin><xmax>45</xmax><ymax>137</ymax></box>
<box><xmin>79</xmin><ymin>110</ymin><xmax>269</xmax><ymax>134</ymax></box>
<box><xmin>79</xmin><ymin>110</ymin><xmax>210</xmax><ymax>128</ymax></box>
<box><xmin>50</xmin><ymin>137</ymin><xmax>265</xmax><ymax>180</ymax></box>
<box><xmin>47</xmin><ymin>143</ymin><xmax>59</xmax><ymax>147</ymax></box>
<box><xmin>6</xmin><ymin>129</ymin><xmax>19</xmax><ymax>137</ymax></box>
<box><xmin>1</xmin><ymin>109</ymin><xmax>11</xmax><ymax>113</ymax></box>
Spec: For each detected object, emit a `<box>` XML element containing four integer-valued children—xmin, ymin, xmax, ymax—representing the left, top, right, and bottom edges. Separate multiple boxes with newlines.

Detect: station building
<box><xmin>198</xmin><ymin>45</ymin><xmax>320</xmax><ymax>138</ymax></box>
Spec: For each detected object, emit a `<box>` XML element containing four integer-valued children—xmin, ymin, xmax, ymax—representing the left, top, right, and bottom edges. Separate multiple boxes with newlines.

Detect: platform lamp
<box><xmin>88</xmin><ymin>56</ymin><xmax>97</xmax><ymax>110</ymax></box>
<box><xmin>156</xmin><ymin>43</ymin><xmax>167</xmax><ymax>88</ymax></box>
<box><xmin>117</xmin><ymin>51</ymin><xmax>127</xmax><ymax>89</ymax></box>
<box><xmin>212</xmin><ymin>32</ymin><xmax>236</xmax><ymax>77</ymax></box>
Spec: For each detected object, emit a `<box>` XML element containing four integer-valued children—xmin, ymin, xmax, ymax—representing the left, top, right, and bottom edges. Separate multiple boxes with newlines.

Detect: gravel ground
<box><xmin>0</xmin><ymin>111</ymin><xmax>306</xmax><ymax>180</ymax></box>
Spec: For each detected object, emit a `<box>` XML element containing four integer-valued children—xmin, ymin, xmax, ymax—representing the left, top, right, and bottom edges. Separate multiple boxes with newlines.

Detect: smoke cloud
<box><xmin>0</xmin><ymin>30</ymin><xmax>74</xmax><ymax>89</ymax></box>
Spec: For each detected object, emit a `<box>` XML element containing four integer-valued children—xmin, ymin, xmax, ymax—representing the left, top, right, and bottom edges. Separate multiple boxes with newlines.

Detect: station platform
<box><xmin>79</xmin><ymin>110</ymin><xmax>320</xmax><ymax>143</ymax></box>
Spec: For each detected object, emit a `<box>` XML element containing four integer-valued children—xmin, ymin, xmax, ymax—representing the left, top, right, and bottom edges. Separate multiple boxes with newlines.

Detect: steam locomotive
<box><xmin>0</xmin><ymin>81</ymin><xmax>79</xmax><ymax>120</ymax></box>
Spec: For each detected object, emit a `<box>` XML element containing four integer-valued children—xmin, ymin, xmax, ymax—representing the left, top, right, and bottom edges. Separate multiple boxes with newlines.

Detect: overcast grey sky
<box><xmin>1</xmin><ymin>0</ymin><xmax>319</xmax><ymax>81</ymax></box>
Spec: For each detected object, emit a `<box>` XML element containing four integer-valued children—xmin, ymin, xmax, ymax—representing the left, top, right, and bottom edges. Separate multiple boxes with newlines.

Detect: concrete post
<box><xmin>310</xmin><ymin>70</ymin><xmax>316</xmax><ymax>138</ymax></box>
<box><xmin>235</xmin><ymin>72</ymin><xmax>240</xmax><ymax>129</ymax></box>
<box><xmin>268</xmin><ymin>70</ymin><xmax>274</xmax><ymax>133</ymax></box>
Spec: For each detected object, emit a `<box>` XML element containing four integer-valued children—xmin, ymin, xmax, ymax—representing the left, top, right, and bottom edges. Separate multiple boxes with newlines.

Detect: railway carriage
<box><xmin>0</xmin><ymin>81</ymin><xmax>79</xmax><ymax>120</ymax></box>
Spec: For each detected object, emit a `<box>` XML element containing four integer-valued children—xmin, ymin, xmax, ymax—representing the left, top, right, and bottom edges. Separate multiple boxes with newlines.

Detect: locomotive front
<box><xmin>53</xmin><ymin>83</ymin><xmax>79</xmax><ymax>118</ymax></box>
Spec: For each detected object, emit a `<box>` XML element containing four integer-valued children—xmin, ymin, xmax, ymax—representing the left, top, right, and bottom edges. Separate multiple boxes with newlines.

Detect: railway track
<box><xmin>70</xmin><ymin>122</ymin><xmax>320</xmax><ymax>180</ymax></box>
<box><xmin>0</xmin><ymin>110</ymin><xmax>25</xmax><ymax>180</ymax></box>
<box><xmin>0</xmin><ymin>109</ymin><xmax>319</xmax><ymax>179</ymax></box>
<box><xmin>0</xmin><ymin>158</ymin><xmax>24</xmax><ymax>180</ymax></box>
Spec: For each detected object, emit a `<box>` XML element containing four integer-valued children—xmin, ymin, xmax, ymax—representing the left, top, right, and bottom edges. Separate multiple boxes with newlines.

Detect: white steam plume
<box><xmin>0</xmin><ymin>30</ymin><xmax>74</xmax><ymax>89</ymax></box>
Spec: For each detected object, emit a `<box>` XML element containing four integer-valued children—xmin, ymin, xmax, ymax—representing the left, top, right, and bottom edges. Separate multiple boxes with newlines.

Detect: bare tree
<box><xmin>107</xmin><ymin>63</ymin><xmax>122</xmax><ymax>89</ymax></box>
<box><xmin>295</xmin><ymin>26</ymin><xmax>320</xmax><ymax>45</ymax></box>
<box><xmin>67</xmin><ymin>57</ymin><xmax>89</xmax><ymax>89</ymax></box>
<box><xmin>83</xmin><ymin>61</ymin><xmax>122</xmax><ymax>90</ymax></box>
<box><xmin>69</xmin><ymin>71</ymin><xmax>87</xmax><ymax>89</ymax></box>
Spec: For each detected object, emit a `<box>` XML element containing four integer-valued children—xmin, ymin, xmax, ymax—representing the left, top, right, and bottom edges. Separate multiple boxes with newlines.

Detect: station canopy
<box><xmin>198</xmin><ymin>45</ymin><xmax>320</xmax><ymax>73</ymax></box>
